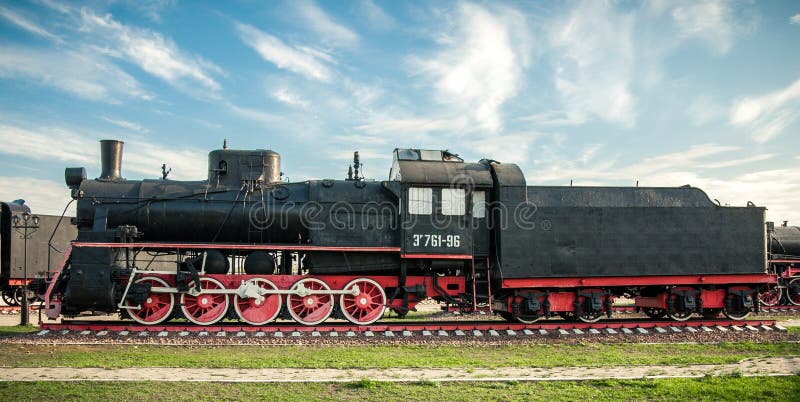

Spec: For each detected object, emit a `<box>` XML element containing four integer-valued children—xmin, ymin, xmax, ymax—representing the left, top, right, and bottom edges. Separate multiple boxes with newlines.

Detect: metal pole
<box><xmin>21</xmin><ymin>223</ymin><xmax>29</xmax><ymax>326</ymax></box>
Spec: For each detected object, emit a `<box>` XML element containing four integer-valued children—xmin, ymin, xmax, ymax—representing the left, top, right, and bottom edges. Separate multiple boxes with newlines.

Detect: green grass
<box><xmin>0</xmin><ymin>376</ymin><xmax>797</xmax><ymax>401</ymax></box>
<box><xmin>1</xmin><ymin>342</ymin><xmax>797</xmax><ymax>369</ymax></box>
<box><xmin>0</xmin><ymin>325</ymin><xmax>38</xmax><ymax>337</ymax></box>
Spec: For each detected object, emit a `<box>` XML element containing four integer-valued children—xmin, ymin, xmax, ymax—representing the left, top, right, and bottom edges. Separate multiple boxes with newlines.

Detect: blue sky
<box><xmin>0</xmin><ymin>0</ymin><xmax>799</xmax><ymax>223</ymax></box>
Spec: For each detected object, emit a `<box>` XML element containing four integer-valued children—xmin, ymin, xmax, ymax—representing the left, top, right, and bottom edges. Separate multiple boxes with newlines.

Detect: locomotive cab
<box><xmin>388</xmin><ymin>148</ymin><xmax>493</xmax><ymax>303</ymax></box>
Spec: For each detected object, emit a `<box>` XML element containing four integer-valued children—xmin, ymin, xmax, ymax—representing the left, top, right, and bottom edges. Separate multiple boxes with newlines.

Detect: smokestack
<box><xmin>98</xmin><ymin>139</ymin><xmax>124</xmax><ymax>181</ymax></box>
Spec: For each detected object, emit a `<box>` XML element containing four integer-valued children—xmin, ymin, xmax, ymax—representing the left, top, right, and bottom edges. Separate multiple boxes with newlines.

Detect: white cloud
<box><xmin>126</xmin><ymin>0</ymin><xmax>176</xmax><ymax>23</ymax></box>
<box><xmin>0</xmin><ymin>45</ymin><xmax>152</xmax><ymax>103</ymax></box>
<box><xmin>730</xmin><ymin>77</ymin><xmax>800</xmax><ymax>143</ymax></box>
<box><xmin>271</xmin><ymin>88</ymin><xmax>309</xmax><ymax>108</ymax></box>
<box><xmin>101</xmin><ymin>117</ymin><xmax>149</xmax><ymax>134</ymax></box>
<box><xmin>696</xmin><ymin>154</ymin><xmax>775</xmax><ymax>169</ymax></box>
<box><xmin>236</xmin><ymin>23</ymin><xmax>333</xmax><ymax>82</ymax></box>
<box><xmin>227</xmin><ymin>103</ymin><xmax>285</xmax><ymax>125</ymax></box>
<box><xmin>356</xmin><ymin>116</ymin><xmax>466</xmax><ymax>136</ymax></box>
<box><xmin>0</xmin><ymin>176</ymin><xmax>74</xmax><ymax>216</ymax></box>
<box><xmin>0</xmin><ymin>5</ymin><xmax>63</xmax><ymax>43</ymax></box>
<box><xmin>0</xmin><ymin>123</ymin><xmax>96</xmax><ymax>164</ymax></box>
<box><xmin>293</xmin><ymin>0</ymin><xmax>359</xmax><ymax>47</ymax></box>
<box><xmin>357</xmin><ymin>0</ymin><xmax>395</xmax><ymax>31</ymax></box>
<box><xmin>464</xmin><ymin>132</ymin><xmax>540</xmax><ymax>165</ymax></box>
<box><xmin>549</xmin><ymin>1</ymin><xmax>637</xmax><ymax>127</ymax></box>
<box><xmin>669</xmin><ymin>0</ymin><xmax>736</xmax><ymax>54</ymax></box>
<box><xmin>0</xmin><ymin>121</ymin><xmax>206</xmax><ymax>180</ymax></box>
<box><xmin>686</xmin><ymin>95</ymin><xmax>726</xmax><ymax>126</ymax></box>
<box><xmin>80</xmin><ymin>9</ymin><xmax>223</xmax><ymax>96</ymax></box>
<box><xmin>515</xmin><ymin>110</ymin><xmax>587</xmax><ymax>127</ymax></box>
<box><xmin>409</xmin><ymin>3</ymin><xmax>531</xmax><ymax>133</ymax></box>
<box><xmin>791</xmin><ymin>13</ymin><xmax>800</xmax><ymax>24</ymax></box>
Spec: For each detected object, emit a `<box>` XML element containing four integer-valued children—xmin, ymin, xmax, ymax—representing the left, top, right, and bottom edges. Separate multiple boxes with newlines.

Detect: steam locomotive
<box><xmin>43</xmin><ymin>140</ymin><xmax>774</xmax><ymax>326</ymax></box>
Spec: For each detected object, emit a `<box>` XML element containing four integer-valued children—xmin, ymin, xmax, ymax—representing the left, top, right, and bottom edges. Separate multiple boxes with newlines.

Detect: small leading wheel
<box><xmin>339</xmin><ymin>278</ymin><xmax>386</xmax><ymax>325</ymax></box>
<box><xmin>180</xmin><ymin>277</ymin><xmax>230</xmax><ymax>325</ymax></box>
<box><xmin>129</xmin><ymin>276</ymin><xmax>175</xmax><ymax>325</ymax></box>
<box><xmin>234</xmin><ymin>278</ymin><xmax>282</xmax><ymax>325</ymax></box>
<box><xmin>758</xmin><ymin>285</ymin><xmax>782</xmax><ymax>307</ymax></box>
<box><xmin>287</xmin><ymin>278</ymin><xmax>334</xmax><ymax>325</ymax></box>
<box><xmin>787</xmin><ymin>278</ymin><xmax>800</xmax><ymax>306</ymax></box>
<box><xmin>642</xmin><ymin>308</ymin><xmax>667</xmax><ymax>319</ymax></box>
<box><xmin>2</xmin><ymin>288</ymin><xmax>18</xmax><ymax>306</ymax></box>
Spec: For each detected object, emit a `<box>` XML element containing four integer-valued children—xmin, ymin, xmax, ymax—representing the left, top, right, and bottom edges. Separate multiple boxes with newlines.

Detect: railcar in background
<box><xmin>0</xmin><ymin>200</ymin><xmax>75</xmax><ymax>305</ymax></box>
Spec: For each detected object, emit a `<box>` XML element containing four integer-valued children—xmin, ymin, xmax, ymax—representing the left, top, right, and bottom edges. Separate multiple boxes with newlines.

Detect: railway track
<box><xmin>37</xmin><ymin>318</ymin><xmax>781</xmax><ymax>339</ymax></box>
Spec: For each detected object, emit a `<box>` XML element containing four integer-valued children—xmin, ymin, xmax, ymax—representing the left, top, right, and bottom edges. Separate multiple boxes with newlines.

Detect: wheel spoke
<box><xmin>129</xmin><ymin>276</ymin><xmax>174</xmax><ymax>325</ymax></box>
<box><xmin>339</xmin><ymin>278</ymin><xmax>386</xmax><ymax>325</ymax></box>
<box><xmin>288</xmin><ymin>278</ymin><xmax>334</xmax><ymax>325</ymax></box>
<box><xmin>180</xmin><ymin>277</ymin><xmax>229</xmax><ymax>325</ymax></box>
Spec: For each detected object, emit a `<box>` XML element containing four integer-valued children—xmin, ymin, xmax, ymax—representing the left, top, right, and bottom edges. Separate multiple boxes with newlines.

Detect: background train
<box><xmin>765</xmin><ymin>223</ymin><xmax>800</xmax><ymax>306</ymax></box>
<box><xmin>42</xmin><ymin>140</ymin><xmax>776</xmax><ymax>326</ymax></box>
<box><xmin>0</xmin><ymin>200</ymin><xmax>75</xmax><ymax>306</ymax></box>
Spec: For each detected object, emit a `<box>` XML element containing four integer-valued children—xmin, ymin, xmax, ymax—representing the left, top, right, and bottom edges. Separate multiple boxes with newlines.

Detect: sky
<box><xmin>0</xmin><ymin>0</ymin><xmax>798</xmax><ymax>223</ymax></box>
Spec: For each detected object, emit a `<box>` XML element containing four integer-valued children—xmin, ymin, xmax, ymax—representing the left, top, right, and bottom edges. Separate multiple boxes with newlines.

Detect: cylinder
<box><xmin>98</xmin><ymin>140</ymin><xmax>124</xmax><ymax>181</ymax></box>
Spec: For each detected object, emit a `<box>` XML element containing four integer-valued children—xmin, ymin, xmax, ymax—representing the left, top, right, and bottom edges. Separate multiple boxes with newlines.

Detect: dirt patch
<box><xmin>2</xmin><ymin>357</ymin><xmax>799</xmax><ymax>382</ymax></box>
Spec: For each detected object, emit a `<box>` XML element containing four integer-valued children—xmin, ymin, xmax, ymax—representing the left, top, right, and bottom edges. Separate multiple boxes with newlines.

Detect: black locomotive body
<box><xmin>44</xmin><ymin>140</ymin><xmax>772</xmax><ymax>325</ymax></box>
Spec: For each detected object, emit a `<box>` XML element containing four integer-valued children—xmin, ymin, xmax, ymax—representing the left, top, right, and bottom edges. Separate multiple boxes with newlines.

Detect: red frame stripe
<box><xmin>503</xmin><ymin>274</ymin><xmax>775</xmax><ymax>288</ymax></box>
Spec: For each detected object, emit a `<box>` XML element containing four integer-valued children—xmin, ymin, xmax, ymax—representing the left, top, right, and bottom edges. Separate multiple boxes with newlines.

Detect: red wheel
<box><xmin>339</xmin><ymin>278</ymin><xmax>386</xmax><ymax>325</ymax></box>
<box><xmin>759</xmin><ymin>285</ymin><xmax>782</xmax><ymax>307</ymax></box>
<box><xmin>234</xmin><ymin>278</ymin><xmax>282</xmax><ymax>325</ymax></box>
<box><xmin>129</xmin><ymin>276</ymin><xmax>174</xmax><ymax>325</ymax></box>
<box><xmin>180</xmin><ymin>277</ymin><xmax>229</xmax><ymax>325</ymax></box>
<box><xmin>788</xmin><ymin>278</ymin><xmax>800</xmax><ymax>306</ymax></box>
<box><xmin>287</xmin><ymin>278</ymin><xmax>333</xmax><ymax>325</ymax></box>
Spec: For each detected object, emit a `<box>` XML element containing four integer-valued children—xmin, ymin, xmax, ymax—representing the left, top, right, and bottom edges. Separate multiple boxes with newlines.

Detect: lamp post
<box><xmin>12</xmin><ymin>212</ymin><xmax>39</xmax><ymax>326</ymax></box>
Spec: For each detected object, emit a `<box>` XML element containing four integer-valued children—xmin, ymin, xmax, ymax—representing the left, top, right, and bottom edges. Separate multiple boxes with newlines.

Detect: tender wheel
<box><xmin>13</xmin><ymin>287</ymin><xmax>25</xmax><ymax>305</ymax></box>
<box><xmin>515</xmin><ymin>313</ymin><xmax>541</xmax><ymax>324</ymax></box>
<box><xmin>558</xmin><ymin>312</ymin><xmax>577</xmax><ymax>321</ymax></box>
<box><xmin>180</xmin><ymin>277</ymin><xmax>229</xmax><ymax>325</ymax></box>
<box><xmin>2</xmin><ymin>288</ymin><xmax>18</xmax><ymax>306</ymax></box>
<box><xmin>642</xmin><ymin>308</ymin><xmax>667</xmax><ymax>319</ymax></box>
<box><xmin>339</xmin><ymin>278</ymin><xmax>386</xmax><ymax>325</ymax></box>
<box><xmin>287</xmin><ymin>278</ymin><xmax>334</xmax><ymax>325</ymax></box>
<box><xmin>234</xmin><ymin>278</ymin><xmax>282</xmax><ymax>325</ymax></box>
<box><xmin>723</xmin><ymin>308</ymin><xmax>750</xmax><ymax>320</ymax></box>
<box><xmin>788</xmin><ymin>278</ymin><xmax>800</xmax><ymax>306</ymax></box>
<box><xmin>759</xmin><ymin>285</ymin><xmax>782</xmax><ymax>307</ymax></box>
<box><xmin>497</xmin><ymin>311</ymin><xmax>514</xmax><ymax>322</ymax></box>
<box><xmin>667</xmin><ymin>310</ymin><xmax>694</xmax><ymax>321</ymax></box>
<box><xmin>129</xmin><ymin>277</ymin><xmax>175</xmax><ymax>325</ymax></box>
<box><xmin>577</xmin><ymin>311</ymin><xmax>603</xmax><ymax>323</ymax></box>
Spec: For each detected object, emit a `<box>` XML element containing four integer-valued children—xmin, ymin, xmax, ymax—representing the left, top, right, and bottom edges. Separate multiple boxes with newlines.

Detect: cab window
<box><xmin>408</xmin><ymin>187</ymin><xmax>432</xmax><ymax>215</ymax></box>
<box><xmin>441</xmin><ymin>188</ymin><xmax>465</xmax><ymax>216</ymax></box>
